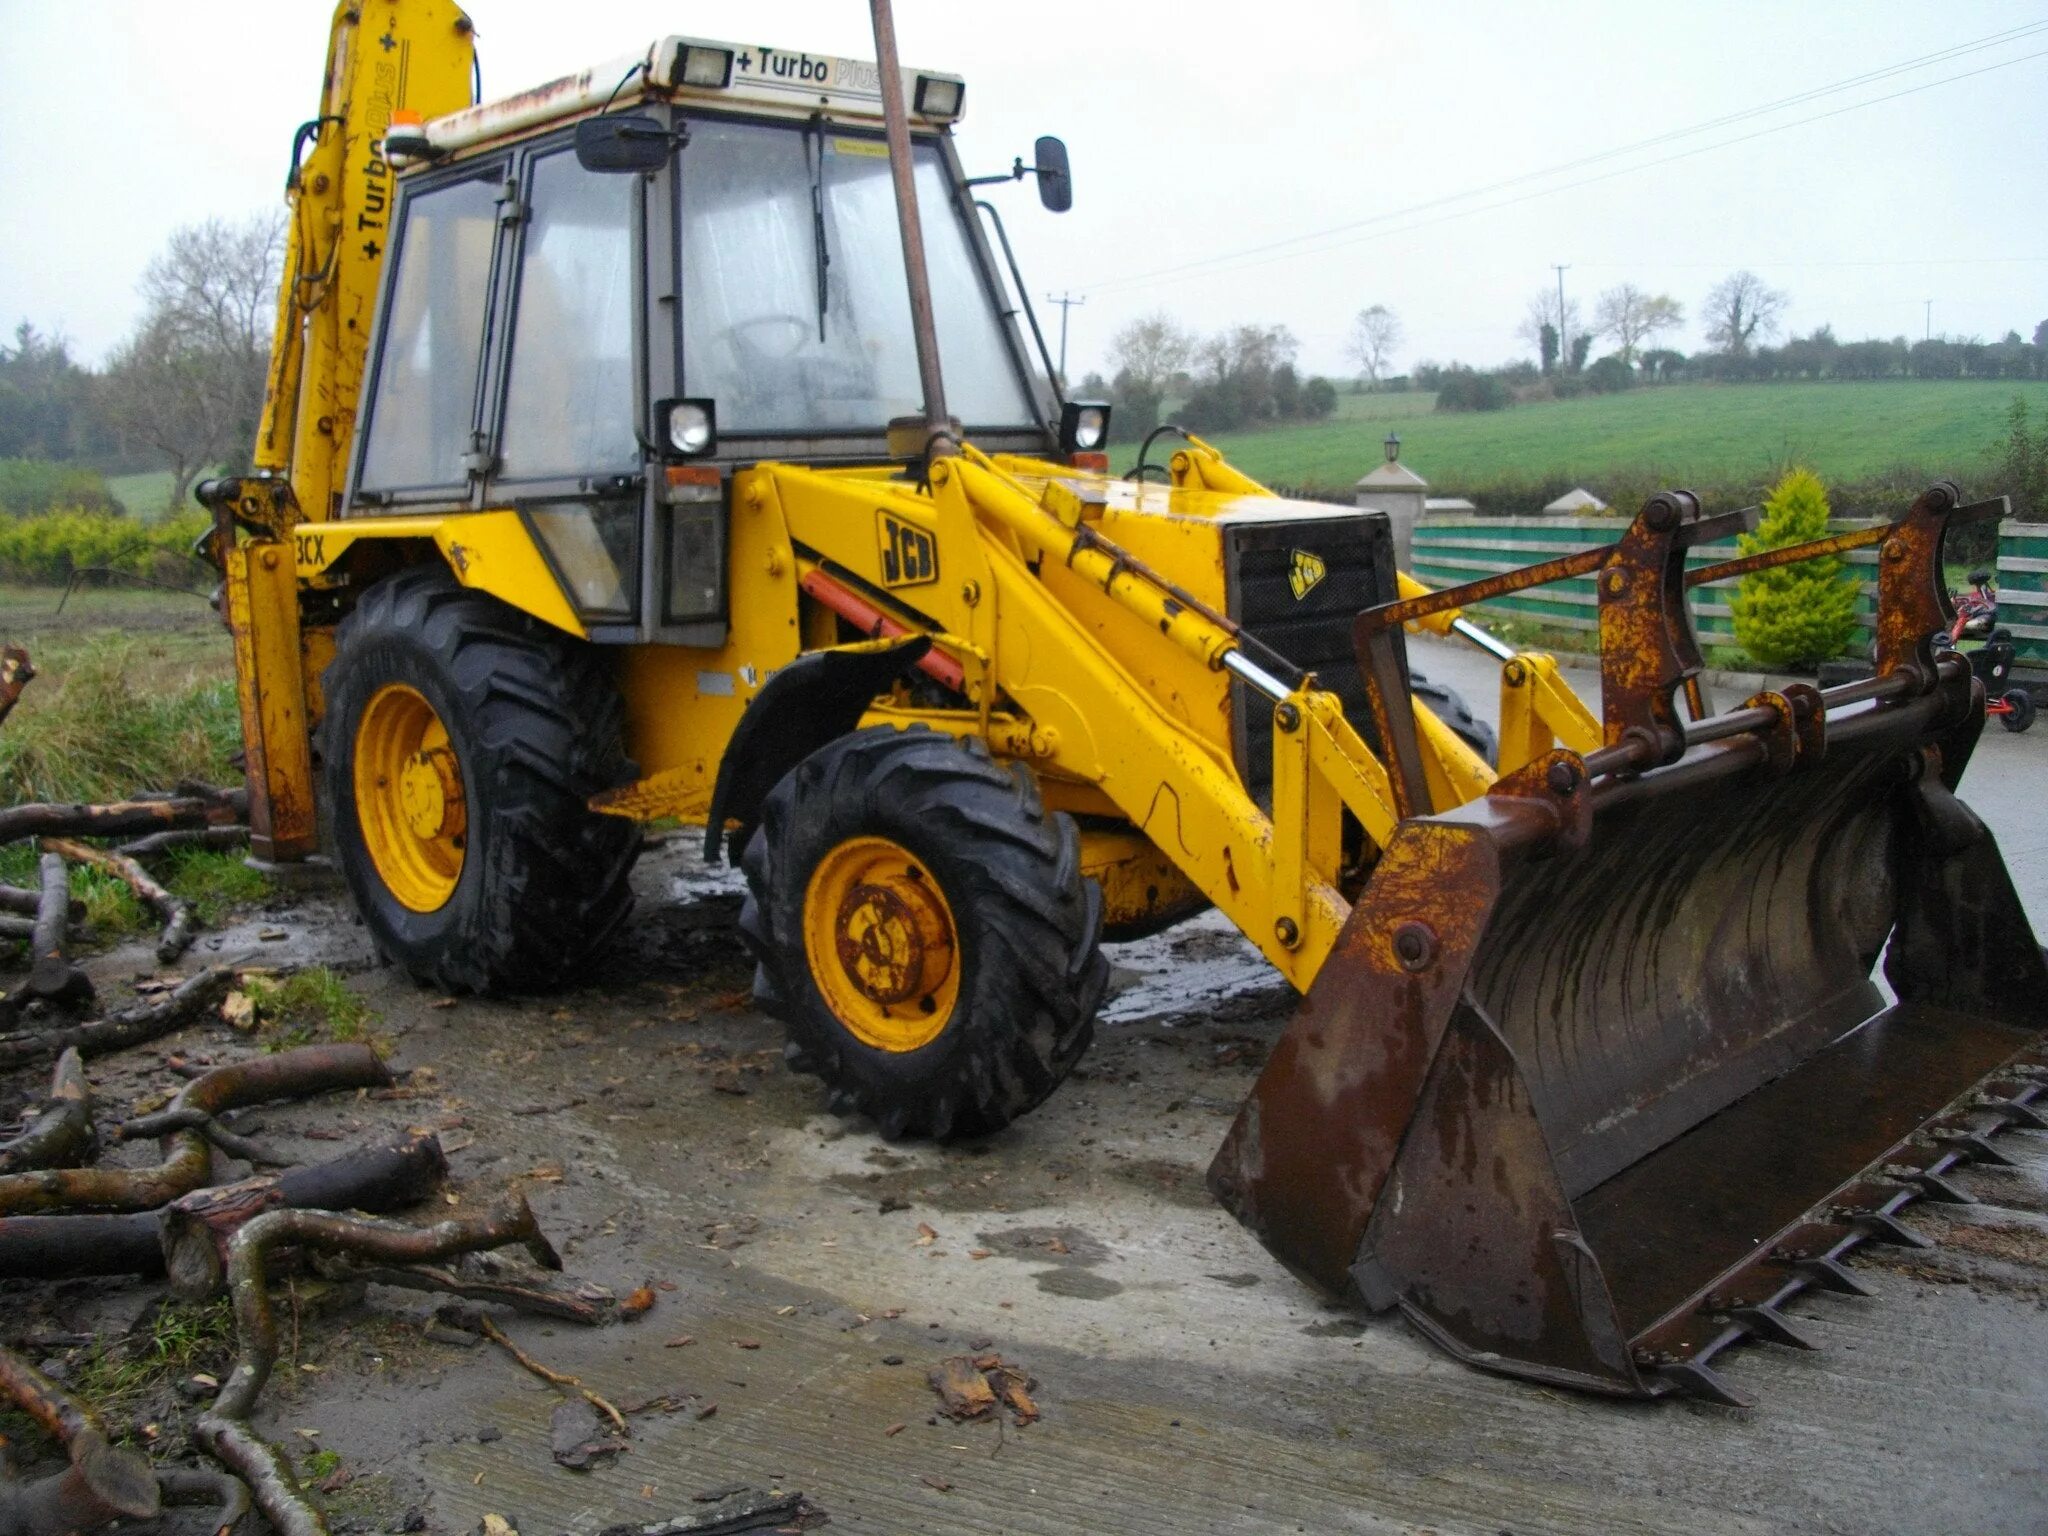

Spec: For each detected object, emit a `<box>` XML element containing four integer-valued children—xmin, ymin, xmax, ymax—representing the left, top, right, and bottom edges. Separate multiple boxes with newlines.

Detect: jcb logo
<box><xmin>878</xmin><ymin>511</ymin><xmax>937</xmax><ymax>588</ymax></box>
<box><xmin>294</xmin><ymin>531</ymin><xmax>327</xmax><ymax>569</ymax></box>
<box><xmin>1288</xmin><ymin>548</ymin><xmax>1326</xmax><ymax>601</ymax></box>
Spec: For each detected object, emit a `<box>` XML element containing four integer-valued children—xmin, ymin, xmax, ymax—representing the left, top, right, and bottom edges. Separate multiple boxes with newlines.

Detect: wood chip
<box><xmin>920</xmin><ymin>1474</ymin><xmax>952</xmax><ymax>1492</ymax></box>
<box><xmin>884</xmin><ymin>1423</ymin><xmax>906</xmax><ymax>1437</ymax></box>
<box><xmin>734</xmin><ymin>1339</ymin><xmax>761</xmax><ymax>1350</ymax></box>
<box><xmin>664</xmin><ymin>1335</ymin><xmax>696</xmax><ymax>1349</ymax></box>
<box><xmin>914</xmin><ymin>1223</ymin><xmax>937</xmax><ymax>1246</ymax></box>
<box><xmin>621</xmin><ymin>1287</ymin><xmax>657</xmax><ymax>1317</ymax></box>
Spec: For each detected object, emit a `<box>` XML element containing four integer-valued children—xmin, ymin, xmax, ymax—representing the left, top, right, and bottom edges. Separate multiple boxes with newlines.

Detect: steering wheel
<box><xmin>728</xmin><ymin>313</ymin><xmax>813</xmax><ymax>361</ymax></box>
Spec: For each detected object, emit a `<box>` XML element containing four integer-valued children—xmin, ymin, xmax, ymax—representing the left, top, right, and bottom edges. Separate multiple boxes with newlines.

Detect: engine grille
<box><xmin>1223</xmin><ymin>509</ymin><xmax>1401</xmax><ymax>807</ymax></box>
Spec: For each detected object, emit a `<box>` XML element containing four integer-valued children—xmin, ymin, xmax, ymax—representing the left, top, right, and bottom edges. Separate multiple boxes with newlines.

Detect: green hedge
<box><xmin>0</xmin><ymin>506</ymin><xmax>211</xmax><ymax>585</ymax></box>
<box><xmin>0</xmin><ymin>458</ymin><xmax>117</xmax><ymax>517</ymax></box>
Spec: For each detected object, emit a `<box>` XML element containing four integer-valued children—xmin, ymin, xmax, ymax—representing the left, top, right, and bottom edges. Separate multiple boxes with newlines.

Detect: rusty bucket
<box><xmin>1209</xmin><ymin>484</ymin><xmax>2048</xmax><ymax>1403</ymax></box>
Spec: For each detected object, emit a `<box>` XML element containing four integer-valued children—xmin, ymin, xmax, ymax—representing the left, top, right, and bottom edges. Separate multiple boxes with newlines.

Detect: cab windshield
<box><xmin>679</xmin><ymin>118</ymin><xmax>1037</xmax><ymax>435</ymax></box>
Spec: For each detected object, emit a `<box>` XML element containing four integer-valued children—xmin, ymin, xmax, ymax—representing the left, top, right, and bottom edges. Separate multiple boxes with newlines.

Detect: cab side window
<box><xmin>357</xmin><ymin>166</ymin><xmax>505</xmax><ymax>497</ymax></box>
<box><xmin>496</xmin><ymin>150</ymin><xmax>639</xmax><ymax>481</ymax></box>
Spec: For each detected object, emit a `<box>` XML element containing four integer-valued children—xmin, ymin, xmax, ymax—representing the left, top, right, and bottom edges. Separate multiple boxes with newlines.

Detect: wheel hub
<box><xmin>399</xmin><ymin>745</ymin><xmax>465</xmax><ymax>840</ymax></box>
<box><xmin>353</xmin><ymin>682</ymin><xmax>467</xmax><ymax>913</ymax></box>
<box><xmin>803</xmin><ymin>836</ymin><xmax>959</xmax><ymax>1053</ymax></box>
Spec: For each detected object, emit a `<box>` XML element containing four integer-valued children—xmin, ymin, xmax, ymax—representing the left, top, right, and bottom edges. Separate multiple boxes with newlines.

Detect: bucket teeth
<box><xmin>1849</xmin><ymin>1209</ymin><xmax>1933</xmax><ymax>1249</ymax></box>
<box><xmin>1887</xmin><ymin>1165</ymin><xmax>1976</xmax><ymax>1205</ymax></box>
<box><xmin>1787</xmin><ymin>1254</ymin><xmax>1876</xmax><ymax>1297</ymax></box>
<box><xmin>1729</xmin><ymin>1303</ymin><xmax>1818</xmax><ymax>1351</ymax></box>
<box><xmin>1930</xmin><ymin>1128</ymin><xmax>2021</xmax><ymax>1167</ymax></box>
<box><xmin>1654</xmin><ymin>1358</ymin><xmax>1754</xmax><ymax>1409</ymax></box>
<box><xmin>1977</xmin><ymin>1094</ymin><xmax>2048</xmax><ymax>1131</ymax></box>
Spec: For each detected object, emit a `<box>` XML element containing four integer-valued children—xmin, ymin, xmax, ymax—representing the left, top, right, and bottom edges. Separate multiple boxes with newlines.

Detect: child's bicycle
<box><xmin>1938</xmin><ymin>569</ymin><xmax>2034</xmax><ymax>733</ymax></box>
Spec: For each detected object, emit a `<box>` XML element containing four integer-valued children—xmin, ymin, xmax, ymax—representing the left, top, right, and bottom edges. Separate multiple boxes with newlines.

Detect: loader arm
<box><xmin>211</xmin><ymin>1</ymin><xmax>475</xmax><ymax>859</ymax></box>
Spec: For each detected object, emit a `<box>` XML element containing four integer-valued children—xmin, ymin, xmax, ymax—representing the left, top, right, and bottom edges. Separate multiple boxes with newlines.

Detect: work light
<box><xmin>914</xmin><ymin>74</ymin><xmax>964</xmax><ymax>120</ymax></box>
<box><xmin>663</xmin><ymin>399</ymin><xmax>717</xmax><ymax>458</ymax></box>
<box><xmin>1059</xmin><ymin>401</ymin><xmax>1110</xmax><ymax>454</ymax></box>
<box><xmin>677</xmin><ymin>44</ymin><xmax>734</xmax><ymax>88</ymax></box>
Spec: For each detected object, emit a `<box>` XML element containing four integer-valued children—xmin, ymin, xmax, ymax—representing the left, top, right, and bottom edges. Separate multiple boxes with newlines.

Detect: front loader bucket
<box><xmin>1209</xmin><ymin>484</ymin><xmax>2048</xmax><ymax>1403</ymax></box>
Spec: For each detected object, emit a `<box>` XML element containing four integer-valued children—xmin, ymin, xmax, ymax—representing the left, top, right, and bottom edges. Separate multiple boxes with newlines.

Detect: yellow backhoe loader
<box><xmin>202</xmin><ymin>0</ymin><xmax>2047</xmax><ymax>1403</ymax></box>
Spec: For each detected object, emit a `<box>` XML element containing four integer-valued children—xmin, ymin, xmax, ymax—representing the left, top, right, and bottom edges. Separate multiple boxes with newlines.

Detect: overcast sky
<box><xmin>3</xmin><ymin>1</ymin><xmax>2044</xmax><ymax>382</ymax></box>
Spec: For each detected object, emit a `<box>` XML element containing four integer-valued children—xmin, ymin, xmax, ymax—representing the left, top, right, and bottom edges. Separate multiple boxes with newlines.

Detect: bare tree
<box><xmin>1346</xmin><ymin>304</ymin><xmax>1402</xmax><ymax>387</ymax></box>
<box><xmin>1593</xmin><ymin>285</ymin><xmax>1684</xmax><ymax>366</ymax></box>
<box><xmin>1702</xmin><ymin>270</ymin><xmax>1787</xmax><ymax>357</ymax></box>
<box><xmin>1106</xmin><ymin>312</ymin><xmax>1196</xmax><ymax>397</ymax></box>
<box><xmin>101</xmin><ymin>213</ymin><xmax>283</xmax><ymax>512</ymax></box>
<box><xmin>1518</xmin><ymin>288</ymin><xmax>1583</xmax><ymax>370</ymax></box>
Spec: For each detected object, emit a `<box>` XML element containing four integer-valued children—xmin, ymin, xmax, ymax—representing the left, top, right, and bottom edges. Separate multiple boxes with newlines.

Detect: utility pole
<box><xmin>1046</xmin><ymin>291</ymin><xmax>1085</xmax><ymax>385</ymax></box>
<box><xmin>1553</xmin><ymin>264</ymin><xmax>1571</xmax><ymax>366</ymax></box>
<box><xmin>1924</xmin><ymin>299</ymin><xmax>1933</xmax><ymax>341</ymax></box>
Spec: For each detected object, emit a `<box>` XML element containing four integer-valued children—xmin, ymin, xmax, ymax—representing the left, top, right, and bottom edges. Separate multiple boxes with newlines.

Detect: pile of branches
<box><xmin>0</xmin><ymin>780</ymin><xmax>251</xmax><ymax>1018</ymax></box>
<box><xmin>0</xmin><ymin>1020</ymin><xmax>611</xmax><ymax>1536</ymax></box>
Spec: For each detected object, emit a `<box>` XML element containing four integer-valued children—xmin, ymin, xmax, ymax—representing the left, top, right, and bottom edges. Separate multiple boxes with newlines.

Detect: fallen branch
<box><xmin>154</xmin><ymin>1467</ymin><xmax>253</xmax><ymax>1536</ymax></box>
<box><xmin>330</xmin><ymin>1262</ymin><xmax>617</xmax><ymax>1326</ymax></box>
<box><xmin>115</xmin><ymin>826</ymin><xmax>250</xmax><ymax>861</ymax></box>
<box><xmin>600</xmin><ymin>1492</ymin><xmax>826</xmax><ymax>1536</ymax></box>
<box><xmin>0</xmin><ymin>966</ymin><xmax>231</xmax><ymax>1070</ymax></box>
<box><xmin>198</xmin><ymin>1197</ymin><xmax>559</xmax><ymax>1536</ymax></box>
<box><xmin>0</xmin><ymin>797</ymin><xmax>240</xmax><ymax>851</ymax></box>
<box><xmin>0</xmin><ymin>916</ymin><xmax>34</xmax><ymax>941</ymax></box>
<box><xmin>0</xmin><ymin>1049</ymin><xmax>93</xmax><ymax>1175</ymax></box>
<box><xmin>0</xmin><ymin>1042</ymin><xmax>390</xmax><ymax>1216</ymax></box>
<box><xmin>161</xmin><ymin>1133</ymin><xmax>448</xmax><ymax>1299</ymax></box>
<box><xmin>478</xmin><ymin>1316</ymin><xmax>627</xmax><ymax>1434</ymax></box>
<box><xmin>0</xmin><ymin>886</ymin><xmax>82</xmax><ymax>922</ymax></box>
<box><xmin>39</xmin><ymin>838</ymin><xmax>196</xmax><ymax>963</ymax></box>
<box><xmin>0</xmin><ymin>1132</ymin><xmax>445</xmax><ymax>1283</ymax></box>
<box><xmin>0</xmin><ymin>647</ymin><xmax>30</xmax><ymax>732</ymax></box>
<box><xmin>115</xmin><ymin>1106</ymin><xmax>278</xmax><ymax>1168</ymax></box>
<box><xmin>22</xmin><ymin>854</ymin><xmax>90</xmax><ymax>1008</ymax></box>
<box><xmin>0</xmin><ymin>1345</ymin><xmax>161</xmax><ymax>1536</ymax></box>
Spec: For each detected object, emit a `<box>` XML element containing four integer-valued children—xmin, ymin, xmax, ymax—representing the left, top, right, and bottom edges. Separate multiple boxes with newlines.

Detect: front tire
<box><xmin>322</xmin><ymin>566</ymin><xmax>639</xmax><ymax>992</ymax></box>
<box><xmin>738</xmin><ymin>727</ymin><xmax>1107</xmax><ymax>1140</ymax></box>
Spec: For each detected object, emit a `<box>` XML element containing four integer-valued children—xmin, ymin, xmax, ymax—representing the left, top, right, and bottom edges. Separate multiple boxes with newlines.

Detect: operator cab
<box><xmin>345</xmin><ymin>35</ymin><xmax>1078</xmax><ymax>643</ymax></box>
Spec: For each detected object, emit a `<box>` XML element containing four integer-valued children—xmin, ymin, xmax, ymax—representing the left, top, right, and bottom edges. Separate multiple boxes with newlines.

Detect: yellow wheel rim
<box><xmin>354</xmin><ymin>682</ymin><xmax>467</xmax><ymax>913</ymax></box>
<box><xmin>802</xmin><ymin>835</ymin><xmax>960</xmax><ymax>1053</ymax></box>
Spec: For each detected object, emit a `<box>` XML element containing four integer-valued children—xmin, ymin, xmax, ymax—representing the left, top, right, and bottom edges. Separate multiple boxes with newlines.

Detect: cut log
<box><xmin>0</xmin><ymin>1346</ymin><xmax>160</xmax><ymax>1536</ymax></box>
<box><xmin>23</xmin><ymin>854</ymin><xmax>89</xmax><ymax>1008</ymax></box>
<box><xmin>0</xmin><ymin>646</ymin><xmax>31</xmax><ymax>732</ymax></box>
<box><xmin>161</xmin><ymin>1132</ymin><xmax>448</xmax><ymax>1298</ymax></box>
<box><xmin>0</xmin><ymin>915</ymin><xmax>32</xmax><ymax>941</ymax></box>
<box><xmin>0</xmin><ymin>966</ymin><xmax>231</xmax><ymax>1070</ymax></box>
<box><xmin>0</xmin><ymin>1049</ymin><xmax>93</xmax><ymax>1175</ymax></box>
<box><xmin>0</xmin><ymin>1131</ymin><xmax>445</xmax><ymax>1283</ymax></box>
<box><xmin>0</xmin><ymin>796</ymin><xmax>241</xmax><ymax>850</ymax></box>
<box><xmin>39</xmin><ymin>838</ymin><xmax>197</xmax><ymax>963</ymax></box>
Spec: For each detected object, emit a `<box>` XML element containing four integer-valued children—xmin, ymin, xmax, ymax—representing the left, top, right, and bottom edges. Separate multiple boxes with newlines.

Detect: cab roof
<box><xmin>418</xmin><ymin>35</ymin><xmax>965</xmax><ymax>157</ymax></box>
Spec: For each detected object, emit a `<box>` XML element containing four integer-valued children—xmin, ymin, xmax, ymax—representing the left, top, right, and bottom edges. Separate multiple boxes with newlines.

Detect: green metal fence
<box><xmin>1998</xmin><ymin>521</ymin><xmax>2048</xmax><ymax>663</ymax></box>
<box><xmin>1410</xmin><ymin>514</ymin><xmax>1887</xmax><ymax>654</ymax></box>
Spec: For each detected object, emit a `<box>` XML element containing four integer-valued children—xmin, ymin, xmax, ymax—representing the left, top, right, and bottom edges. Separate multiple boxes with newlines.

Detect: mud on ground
<box><xmin>5</xmin><ymin>830</ymin><xmax>2047</xmax><ymax>1536</ymax></box>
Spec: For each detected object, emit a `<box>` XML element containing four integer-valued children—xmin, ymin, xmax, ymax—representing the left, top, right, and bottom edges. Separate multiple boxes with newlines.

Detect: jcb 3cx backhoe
<box><xmin>202</xmin><ymin>0</ymin><xmax>2047</xmax><ymax>1404</ymax></box>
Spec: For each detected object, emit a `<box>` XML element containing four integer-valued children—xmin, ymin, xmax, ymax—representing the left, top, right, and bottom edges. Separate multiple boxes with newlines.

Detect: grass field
<box><xmin>1171</xmin><ymin>380</ymin><xmax>2048</xmax><ymax>495</ymax></box>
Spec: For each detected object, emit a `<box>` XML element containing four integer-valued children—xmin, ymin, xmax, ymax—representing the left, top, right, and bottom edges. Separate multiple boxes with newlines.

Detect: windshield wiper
<box><xmin>804</xmin><ymin>116</ymin><xmax>829</xmax><ymax>342</ymax></box>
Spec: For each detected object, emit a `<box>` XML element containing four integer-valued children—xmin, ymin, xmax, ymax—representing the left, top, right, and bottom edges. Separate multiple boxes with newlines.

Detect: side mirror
<box><xmin>1034</xmin><ymin>135</ymin><xmax>1072</xmax><ymax>213</ymax></box>
<box><xmin>575</xmin><ymin>114</ymin><xmax>675</xmax><ymax>174</ymax></box>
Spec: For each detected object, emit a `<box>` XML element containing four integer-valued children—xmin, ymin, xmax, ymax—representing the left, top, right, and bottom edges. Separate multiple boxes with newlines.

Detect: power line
<box><xmin>1080</xmin><ymin>23</ymin><xmax>2048</xmax><ymax>295</ymax></box>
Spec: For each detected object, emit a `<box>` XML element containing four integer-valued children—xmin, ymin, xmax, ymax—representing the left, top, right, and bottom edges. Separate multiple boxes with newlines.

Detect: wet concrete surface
<box><xmin>4</xmin><ymin>644</ymin><xmax>2045</xmax><ymax>1535</ymax></box>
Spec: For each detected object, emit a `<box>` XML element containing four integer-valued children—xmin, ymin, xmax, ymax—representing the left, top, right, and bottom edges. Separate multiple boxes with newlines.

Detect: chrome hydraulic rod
<box><xmin>1450</xmin><ymin>615</ymin><xmax>1517</xmax><ymax>662</ymax></box>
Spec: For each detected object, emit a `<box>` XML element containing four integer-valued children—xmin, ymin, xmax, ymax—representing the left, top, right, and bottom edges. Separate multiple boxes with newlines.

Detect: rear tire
<box><xmin>1411</xmin><ymin>671</ymin><xmax>1498</xmax><ymax>765</ymax></box>
<box><xmin>322</xmin><ymin>566</ymin><xmax>639</xmax><ymax>992</ymax></box>
<box><xmin>737</xmin><ymin>726</ymin><xmax>1106</xmax><ymax>1140</ymax></box>
<box><xmin>2000</xmin><ymin>689</ymin><xmax>2036</xmax><ymax>733</ymax></box>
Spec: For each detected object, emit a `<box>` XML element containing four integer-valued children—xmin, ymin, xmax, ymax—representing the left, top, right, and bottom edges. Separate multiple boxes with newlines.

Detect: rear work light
<box><xmin>676</xmin><ymin>43</ymin><xmax>734</xmax><ymax>88</ymax></box>
<box><xmin>383</xmin><ymin>109</ymin><xmax>436</xmax><ymax>164</ymax></box>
